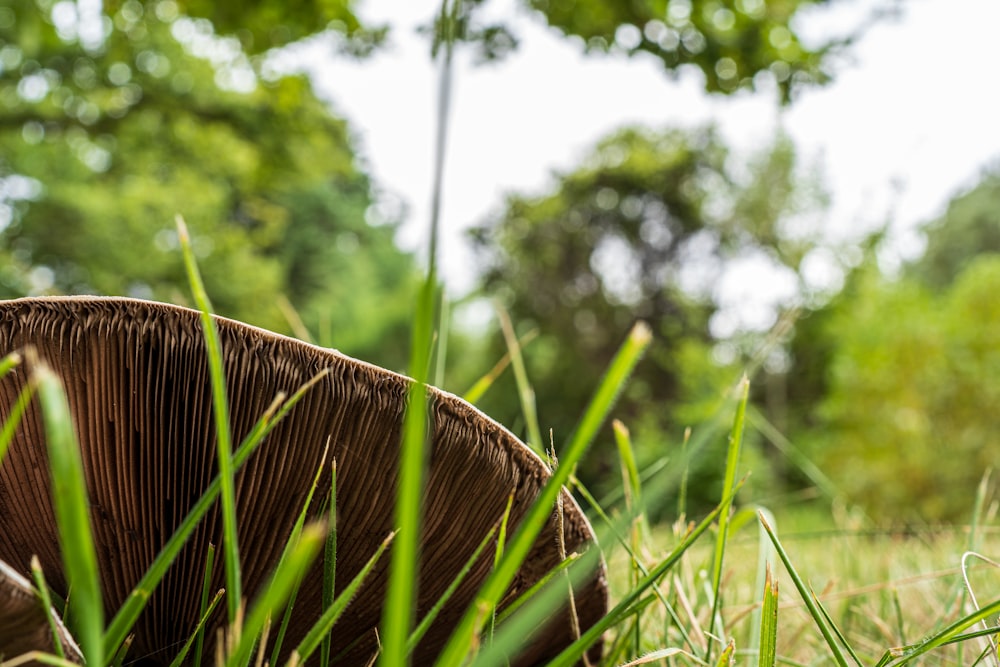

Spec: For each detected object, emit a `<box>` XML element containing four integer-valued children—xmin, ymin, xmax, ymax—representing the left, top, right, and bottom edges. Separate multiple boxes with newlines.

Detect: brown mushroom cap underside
<box><xmin>0</xmin><ymin>559</ymin><xmax>83</xmax><ymax>663</ymax></box>
<box><xmin>0</xmin><ymin>297</ymin><xmax>606</xmax><ymax>666</ymax></box>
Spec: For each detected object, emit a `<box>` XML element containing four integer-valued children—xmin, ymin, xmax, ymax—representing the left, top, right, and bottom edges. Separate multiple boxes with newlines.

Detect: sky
<box><xmin>293</xmin><ymin>0</ymin><xmax>1000</xmax><ymax>332</ymax></box>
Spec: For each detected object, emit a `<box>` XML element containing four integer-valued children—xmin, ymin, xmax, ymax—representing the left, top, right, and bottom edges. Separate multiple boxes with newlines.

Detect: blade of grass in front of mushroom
<box><xmin>290</xmin><ymin>530</ymin><xmax>396</xmax><ymax>664</ymax></box>
<box><xmin>267</xmin><ymin>445</ymin><xmax>330</xmax><ymax>664</ymax></box>
<box><xmin>613</xmin><ymin>419</ymin><xmax>643</xmax><ymax>658</ymax></box>
<box><xmin>169</xmin><ymin>589</ymin><xmax>225</xmax><ymax>667</ymax></box>
<box><xmin>35</xmin><ymin>363</ymin><xmax>104</xmax><ymax>667</ymax></box>
<box><xmin>706</xmin><ymin>375</ymin><xmax>750</xmax><ymax>663</ymax></box>
<box><xmin>30</xmin><ymin>556</ymin><xmax>66</xmax><ymax>661</ymax></box>
<box><xmin>0</xmin><ymin>383</ymin><xmax>34</xmax><ymax>467</ymax></box>
<box><xmin>103</xmin><ymin>373</ymin><xmax>327</xmax><ymax>657</ymax></box>
<box><xmin>192</xmin><ymin>543</ymin><xmax>217</xmax><ymax>667</ymax></box>
<box><xmin>320</xmin><ymin>460</ymin><xmax>337</xmax><ymax>667</ymax></box>
<box><xmin>379</xmin><ymin>0</ymin><xmax>456</xmax><ymax>659</ymax></box>
<box><xmin>434</xmin><ymin>321</ymin><xmax>652</xmax><ymax>667</ymax></box>
<box><xmin>177</xmin><ymin>214</ymin><xmax>242</xmax><ymax>623</ymax></box>
<box><xmin>226</xmin><ymin>523</ymin><xmax>326</xmax><ymax>667</ymax></box>
<box><xmin>406</xmin><ymin>521</ymin><xmax>501</xmax><ymax>655</ymax></box>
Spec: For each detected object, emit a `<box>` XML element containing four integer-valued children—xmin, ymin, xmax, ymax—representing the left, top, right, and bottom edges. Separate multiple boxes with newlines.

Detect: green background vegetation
<box><xmin>2</xmin><ymin>0</ymin><xmax>998</xmax><ymax>530</ymax></box>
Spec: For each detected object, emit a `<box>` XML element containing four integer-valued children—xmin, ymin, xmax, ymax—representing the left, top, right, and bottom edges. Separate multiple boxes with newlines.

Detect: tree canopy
<box><xmin>469</xmin><ymin>126</ymin><xmax>826</xmax><ymax>501</ymax></box>
<box><xmin>0</xmin><ymin>0</ymin><xmax>418</xmax><ymax>370</ymax></box>
<box><xmin>442</xmin><ymin>0</ymin><xmax>857</xmax><ymax>101</ymax></box>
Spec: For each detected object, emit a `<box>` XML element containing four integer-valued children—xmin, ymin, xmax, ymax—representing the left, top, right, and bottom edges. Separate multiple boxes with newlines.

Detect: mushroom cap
<box><xmin>0</xmin><ymin>559</ymin><xmax>83</xmax><ymax>663</ymax></box>
<box><xmin>0</xmin><ymin>297</ymin><xmax>606</xmax><ymax>665</ymax></box>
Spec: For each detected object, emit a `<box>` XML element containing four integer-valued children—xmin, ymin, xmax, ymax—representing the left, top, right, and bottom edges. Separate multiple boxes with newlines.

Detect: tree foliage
<box><xmin>470</xmin><ymin>126</ymin><xmax>824</xmax><ymax>501</ymax></box>
<box><xmin>443</xmin><ymin>0</ymin><xmax>859</xmax><ymax>101</ymax></box>
<box><xmin>909</xmin><ymin>171</ymin><xmax>1000</xmax><ymax>290</ymax></box>
<box><xmin>802</xmin><ymin>256</ymin><xmax>1000</xmax><ymax>523</ymax></box>
<box><xmin>0</xmin><ymin>0</ymin><xmax>418</xmax><ymax>370</ymax></box>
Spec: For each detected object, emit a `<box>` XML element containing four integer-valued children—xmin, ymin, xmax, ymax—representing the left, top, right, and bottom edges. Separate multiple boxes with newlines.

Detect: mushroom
<box><xmin>0</xmin><ymin>297</ymin><xmax>606</xmax><ymax>665</ymax></box>
<box><xmin>0</xmin><ymin>558</ymin><xmax>82</xmax><ymax>663</ymax></box>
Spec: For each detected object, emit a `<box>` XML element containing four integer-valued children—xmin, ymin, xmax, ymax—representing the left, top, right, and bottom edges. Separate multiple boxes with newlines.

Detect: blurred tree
<box><xmin>0</xmin><ymin>0</ymin><xmax>418</xmax><ymax>370</ymax></box>
<box><xmin>434</xmin><ymin>0</ymin><xmax>880</xmax><ymax>101</ymax></box>
<box><xmin>469</xmin><ymin>126</ymin><xmax>826</xmax><ymax>505</ymax></box>
<box><xmin>908</xmin><ymin>171</ymin><xmax>1000</xmax><ymax>290</ymax></box>
<box><xmin>805</xmin><ymin>255</ymin><xmax>1000</xmax><ymax>523</ymax></box>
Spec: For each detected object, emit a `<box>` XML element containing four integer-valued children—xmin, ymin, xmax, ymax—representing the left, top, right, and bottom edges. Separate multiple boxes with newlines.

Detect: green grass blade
<box><xmin>35</xmin><ymin>364</ymin><xmax>104</xmax><ymax>667</ymax></box>
<box><xmin>321</xmin><ymin>460</ymin><xmax>337</xmax><ymax>667</ymax></box>
<box><xmin>177</xmin><ymin>215</ymin><xmax>242</xmax><ymax>623</ymax></box>
<box><xmin>758</xmin><ymin>564</ymin><xmax>778</xmax><ymax>667</ymax></box>
<box><xmin>0</xmin><ymin>383</ymin><xmax>35</xmax><ymax>466</ymax></box>
<box><xmin>268</xmin><ymin>446</ymin><xmax>330</xmax><ymax>665</ymax></box>
<box><xmin>170</xmin><ymin>589</ymin><xmax>225</xmax><ymax>667</ymax></box>
<box><xmin>380</xmin><ymin>277</ymin><xmax>434</xmax><ymax>665</ymax></box>
<box><xmin>293</xmin><ymin>530</ymin><xmax>396</xmax><ymax>663</ymax></box>
<box><xmin>193</xmin><ymin>543</ymin><xmax>217</xmax><ymax>667</ymax></box>
<box><xmin>759</xmin><ymin>512</ymin><xmax>851</xmax><ymax>667</ymax></box>
<box><xmin>407</xmin><ymin>522</ymin><xmax>500</xmax><ymax>655</ymax></box>
<box><xmin>707</xmin><ymin>376</ymin><xmax>750</xmax><ymax>662</ymax></box>
<box><xmin>30</xmin><ymin>556</ymin><xmax>65</xmax><ymax>661</ymax></box>
<box><xmin>434</xmin><ymin>321</ymin><xmax>652</xmax><ymax>666</ymax></box>
<box><xmin>226</xmin><ymin>523</ymin><xmax>326</xmax><ymax>667</ymax></box>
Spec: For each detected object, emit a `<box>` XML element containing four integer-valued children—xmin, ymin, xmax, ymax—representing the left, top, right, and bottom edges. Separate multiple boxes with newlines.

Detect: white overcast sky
<box><xmin>297</xmin><ymin>0</ymin><xmax>1000</xmax><ymax>332</ymax></box>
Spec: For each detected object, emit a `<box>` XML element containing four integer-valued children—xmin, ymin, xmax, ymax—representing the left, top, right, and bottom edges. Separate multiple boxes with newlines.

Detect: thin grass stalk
<box><xmin>378</xmin><ymin>0</ymin><xmax>459</xmax><ymax>653</ymax></box>
<box><xmin>268</xmin><ymin>448</ymin><xmax>331</xmax><ymax>665</ymax></box>
<box><xmin>170</xmin><ymin>589</ymin><xmax>225</xmax><ymax>667</ymax></box>
<box><xmin>613</xmin><ymin>420</ymin><xmax>643</xmax><ymax>659</ymax></box>
<box><xmin>321</xmin><ymin>460</ymin><xmax>337</xmax><ymax>667</ymax></box>
<box><xmin>293</xmin><ymin>531</ymin><xmax>395</xmax><ymax>663</ymax></box>
<box><xmin>177</xmin><ymin>215</ymin><xmax>242</xmax><ymax>623</ymax></box>
<box><xmin>749</xmin><ymin>506</ymin><xmax>777</xmax><ymax>665</ymax></box>
<box><xmin>496</xmin><ymin>303</ymin><xmax>542</xmax><ymax>454</ymax></box>
<box><xmin>485</xmin><ymin>492</ymin><xmax>514</xmax><ymax>650</ymax></box>
<box><xmin>707</xmin><ymin>376</ymin><xmax>750</xmax><ymax>662</ymax></box>
<box><xmin>407</xmin><ymin>522</ymin><xmax>500</xmax><ymax>654</ymax></box>
<box><xmin>30</xmin><ymin>556</ymin><xmax>65</xmax><ymax>661</ymax></box>
<box><xmin>35</xmin><ymin>364</ymin><xmax>104</xmax><ymax>667</ymax></box>
<box><xmin>462</xmin><ymin>330</ymin><xmax>538</xmax><ymax>405</ymax></box>
<box><xmin>193</xmin><ymin>544</ymin><xmax>217</xmax><ymax>667</ymax></box>
<box><xmin>0</xmin><ymin>384</ymin><xmax>34</xmax><ymax>466</ymax></box>
<box><xmin>759</xmin><ymin>512</ymin><xmax>851</xmax><ymax>667</ymax></box>
<box><xmin>435</xmin><ymin>321</ymin><xmax>652</xmax><ymax>666</ymax></box>
<box><xmin>226</xmin><ymin>523</ymin><xmax>326</xmax><ymax>667</ymax></box>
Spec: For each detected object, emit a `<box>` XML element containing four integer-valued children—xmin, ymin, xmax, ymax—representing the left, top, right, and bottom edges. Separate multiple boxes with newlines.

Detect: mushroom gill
<box><xmin>0</xmin><ymin>297</ymin><xmax>606</xmax><ymax>665</ymax></box>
